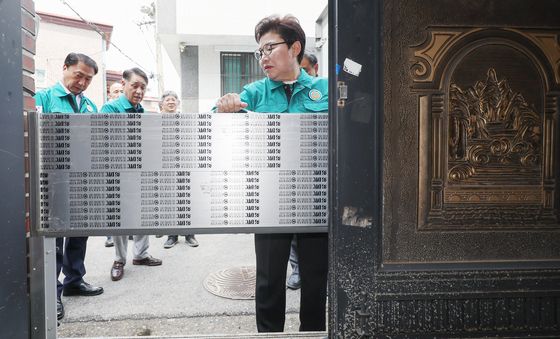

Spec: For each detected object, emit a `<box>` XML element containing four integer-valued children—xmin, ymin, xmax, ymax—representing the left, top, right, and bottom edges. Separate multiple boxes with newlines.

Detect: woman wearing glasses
<box><xmin>216</xmin><ymin>15</ymin><xmax>328</xmax><ymax>333</ymax></box>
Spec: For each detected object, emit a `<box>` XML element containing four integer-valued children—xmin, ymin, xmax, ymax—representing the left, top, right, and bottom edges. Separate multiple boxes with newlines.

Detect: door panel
<box><xmin>331</xmin><ymin>0</ymin><xmax>560</xmax><ymax>337</ymax></box>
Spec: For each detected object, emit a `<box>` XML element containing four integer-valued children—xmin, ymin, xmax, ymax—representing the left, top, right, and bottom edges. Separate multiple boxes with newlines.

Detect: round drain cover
<box><xmin>203</xmin><ymin>265</ymin><xmax>256</xmax><ymax>300</ymax></box>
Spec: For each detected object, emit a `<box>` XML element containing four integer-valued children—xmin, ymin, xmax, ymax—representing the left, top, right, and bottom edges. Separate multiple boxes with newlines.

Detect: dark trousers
<box><xmin>255</xmin><ymin>232</ymin><xmax>328</xmax><ymax>332</ymax></box>
<box><xmin>56</xmin><ymin>236</ymin><xmax>88</xmax><ymax>299</ymax></box>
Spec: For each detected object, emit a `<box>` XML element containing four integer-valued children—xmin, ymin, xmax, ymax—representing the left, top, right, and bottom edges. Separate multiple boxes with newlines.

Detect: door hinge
<box><xmin>337</xmin><ymin>81</ymin><xmax>348</xmax><ymax>108</ymax></box>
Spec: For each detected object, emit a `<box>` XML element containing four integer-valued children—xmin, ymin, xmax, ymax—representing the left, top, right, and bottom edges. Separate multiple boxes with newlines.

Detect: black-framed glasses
<box><xmin>254</xmin><ymin>41</ymin><xmax>288</xmax><ymax>61</ymax></box>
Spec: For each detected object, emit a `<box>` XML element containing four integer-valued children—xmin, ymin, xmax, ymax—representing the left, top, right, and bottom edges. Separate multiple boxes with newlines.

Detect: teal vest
<box><xmin>34</xmin><ymin>82</ymin><xmax>97</xmax><ymax>113</ymax></box>
<box><xmin>239</xmin><ymin>69</ymin><xmax>328</xmax><ymax>113</ymax></box>
<box><xmin>100</xmin><ymin>94</ymin><xmax>144</xmax><ymax>113</ymax></box>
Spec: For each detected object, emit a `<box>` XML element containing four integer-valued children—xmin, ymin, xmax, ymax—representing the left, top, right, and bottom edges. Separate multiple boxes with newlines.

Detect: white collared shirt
<box><xmin>59</xmin><ymin>81</ymin><xmax>83</xmax><ymax>108</ymax></box>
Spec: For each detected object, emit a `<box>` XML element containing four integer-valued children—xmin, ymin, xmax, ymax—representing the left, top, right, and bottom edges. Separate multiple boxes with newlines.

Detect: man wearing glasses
<box><xmin>216</xmin><ymin>15</ymin><xmax>328</xmax><ymax>333</ymax></box>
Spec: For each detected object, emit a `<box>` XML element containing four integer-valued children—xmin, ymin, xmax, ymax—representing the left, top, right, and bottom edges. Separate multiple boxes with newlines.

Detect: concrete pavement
<box><xmin>57</xmin><ymin>234</ymin><xmax>307</xmax><ymax>337</ymax></box>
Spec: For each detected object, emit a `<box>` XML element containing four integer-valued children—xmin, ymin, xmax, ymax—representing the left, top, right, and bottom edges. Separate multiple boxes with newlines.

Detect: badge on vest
<box><xmin>308</xmin><ymin>89</ymin><xmax>323</xmax><ymax>101</ymax></box>
<box><xmin>86</xmin><ymin>104</ymin><xmax>94</xmax><ymax>112</ymax></box>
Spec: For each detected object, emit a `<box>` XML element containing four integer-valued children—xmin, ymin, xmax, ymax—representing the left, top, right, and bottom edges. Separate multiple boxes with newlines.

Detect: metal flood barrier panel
<box><xmin>29</xmin><ymin>112</ymin><xmax>329</xmax><ymax>237</ymax></box>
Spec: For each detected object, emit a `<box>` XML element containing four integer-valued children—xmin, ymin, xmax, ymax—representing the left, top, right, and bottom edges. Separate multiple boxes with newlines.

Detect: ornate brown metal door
<box><xmin>329</xmin><ymin>0</ymin><xmax>560</xmax><ymax>337</ymax></box>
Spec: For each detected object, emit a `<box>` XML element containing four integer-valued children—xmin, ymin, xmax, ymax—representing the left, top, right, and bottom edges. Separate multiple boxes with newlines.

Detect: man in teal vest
<box><xmin>34</xmin><ymin>52</ymin><xmax>103</xmax><ymax>321</ymax></box>
<box><xmin>34</xmin><ymin>53</ymin><xmax>98</xmax><ymax>114</ymax></box>
<box><xmin>101</xmin><ymin>68</ymin><xmax>163</xmax><ymax>282</ymax></box>
<box><xmin>101</xmin><ymin>67</ymin><xmax>148</xmax><ymax>113</ymax></box>
<box><xmin>286</xmin><ymin>52</ymin><xmax>321</xmax><ymax>292</ymax></box>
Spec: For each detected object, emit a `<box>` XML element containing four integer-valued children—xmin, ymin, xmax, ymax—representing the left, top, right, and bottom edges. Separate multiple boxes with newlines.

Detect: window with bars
<box><xmin>220</xmin><ymin>52</ymin><xmax>264</xmax><ymax>96</ymax></box>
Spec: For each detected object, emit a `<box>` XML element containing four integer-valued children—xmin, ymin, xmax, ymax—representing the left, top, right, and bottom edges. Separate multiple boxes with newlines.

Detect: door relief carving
<box><xmin>413</xmin><ymin>28</ymin><xmax>559</xmax><ymax>230</ymax></box>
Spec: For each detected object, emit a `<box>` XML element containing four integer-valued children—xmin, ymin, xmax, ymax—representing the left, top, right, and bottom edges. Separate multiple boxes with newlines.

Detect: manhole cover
<box><xmin>203</xmin><ymin>265</ymin><xmax>256</xmax><ymax>300</ymax></box>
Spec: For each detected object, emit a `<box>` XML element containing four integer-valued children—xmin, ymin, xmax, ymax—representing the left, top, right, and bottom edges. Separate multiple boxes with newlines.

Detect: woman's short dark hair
<box><xmin>64</xmin><ymin>52</ymin><xmax>98</xmax><ymax>74</ymax></box>
<box><xmin>123</xmin><ymin>67</ymin><xmax>149</xmax><ymax>84</ymax></box>
<box><xmin>254</xmin><ymin>15</ymin><xmax>306</xmax><ymax>63</ymax></box>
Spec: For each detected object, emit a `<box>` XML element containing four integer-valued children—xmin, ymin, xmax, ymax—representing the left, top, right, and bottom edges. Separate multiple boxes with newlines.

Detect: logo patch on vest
<box><xmin>308</xmin><ymin>89</ymin><xmax>322</xmax><ymax>101</ymax></box>
<box><xmin>86</xmin><ymin>104</ymin><xmax>94</xmax><ymax>112</ymax></box>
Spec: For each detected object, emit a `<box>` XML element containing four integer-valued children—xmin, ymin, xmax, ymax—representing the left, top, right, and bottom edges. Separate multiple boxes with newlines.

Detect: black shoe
<box><xmin>185</xmin><ymin>234</ymin><xmax>199</xmax><ymax>247</ymax></box>
<box><xmin>63</xmin><ymin>281</ymin><xmax>104</xmax><ymax>296</ymax></box>
<box><xmin>57</xmin><ymin>299</ymin><xmax>65</xmax><ymax>320</ymax></box>
<box><xmin>164</xmin><ymin>236</ymin><xmax>178</xmax><ymax>249</ymax></box>
<box><xmin>132</xmin><ymin>255</ymin><xmax>162</xmax><ymax>266</ymax></box>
